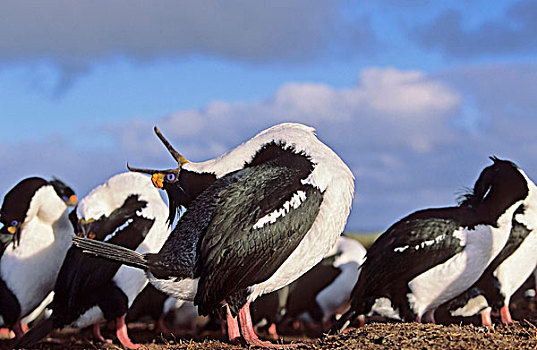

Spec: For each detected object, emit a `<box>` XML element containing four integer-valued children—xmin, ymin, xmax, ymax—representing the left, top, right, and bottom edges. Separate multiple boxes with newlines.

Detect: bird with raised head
<box><xmin>73</xmin><ymin>123</ymin><xmax>354</xmax><ymax>347</ymax></box>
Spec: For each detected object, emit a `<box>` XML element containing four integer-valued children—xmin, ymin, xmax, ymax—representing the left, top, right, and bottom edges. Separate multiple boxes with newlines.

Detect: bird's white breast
<box><xmin>407</xmin><ymin>202</ymin><xmax>518</xmax><ymax>317</ymax></box>
<box><xmin>1</xmin><ymin>211</ymin><xmax>72</xmax><ymax>317</ymax></box>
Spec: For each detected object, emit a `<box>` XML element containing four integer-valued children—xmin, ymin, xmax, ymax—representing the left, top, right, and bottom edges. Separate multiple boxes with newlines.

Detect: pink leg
<box><xmin>93</xmin><ymin>323</ymin><xmax>113</xmax><ymax>344</ymax></box>
<box><xmin>0</xmin><ymin>327</ymin><xmax>14</xmax><ymax>339</ymax></box>
<box><xmin>500</xmin><ymin>305</ymin><xmax>513</xmax><ymax>324</ymax></box>
<box><xmin>116</xmin><ymin>314</ymin><xmax>140</xmax><ymax>349</ymax></box>
<box><xmin>481</xmin><ymin>308</ymin><xmax>492</xmax><ymax>326</ymax></box>
<box><xmin>226</xmin><ymin>305</ymin><xmax>242</xmax><ymax>344</ymax></box>
<box><xmin>238</xmin><ymin>301</ymin><xmax>300</xmax><ymax>348</ymax></box>
<box><xmin>267</xmin><ymin>323</ymin><xmax>279</xmax><ymax>338</ymax></box>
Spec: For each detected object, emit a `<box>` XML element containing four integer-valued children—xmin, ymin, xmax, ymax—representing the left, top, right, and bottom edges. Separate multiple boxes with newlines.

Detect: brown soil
<box><xmin>3</xmin><ymin>284</ymin><xmax>537</xmax><ymax>349</ymax></box>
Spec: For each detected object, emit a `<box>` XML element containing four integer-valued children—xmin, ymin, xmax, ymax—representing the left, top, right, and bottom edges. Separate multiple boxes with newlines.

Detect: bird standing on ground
<box><xmin>73</xmin><ymin>122</ymin><xmax>354</xmax><ymax>347</ymax></box>
<box><xmin>442</xmin><ymin>198</ymin><xmax>537</xmax><ymax>326</ymax></box>
<box><xmin>17</xmin><ymin>173</ymin><xmax>170</xmax><ymax>349</ymax></box>
<box><xmin>0</xmin><ymin>177</ymin><xmax>76</xmax><ymax>338</ymax></box>
<box><xmin>333</xmin><ymin>157</ymin><xmax>536</xmax><ymax>331</ymax></box>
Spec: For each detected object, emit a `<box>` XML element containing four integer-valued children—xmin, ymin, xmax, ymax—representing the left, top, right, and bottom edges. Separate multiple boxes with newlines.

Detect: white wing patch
<box><xmin>393</xmin><ymin>234</ymin><xmax>449</xmax><ymax>253</ymax></box>
<box><xmin>253</xmin><ymin>190</ymin><xmax>307</xmax><ymax>230</ymax></box>
<box><xmin>104</xmin><ymin>218</ymin><xmax>133</xmax><ymax>242</ymax></box>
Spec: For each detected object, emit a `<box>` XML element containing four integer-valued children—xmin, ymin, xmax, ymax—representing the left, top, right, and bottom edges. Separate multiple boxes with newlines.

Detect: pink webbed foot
<box><xmin>116</xmin><ymin>314</ymin><xmax>141</xmax><ymax>349</ymax></box>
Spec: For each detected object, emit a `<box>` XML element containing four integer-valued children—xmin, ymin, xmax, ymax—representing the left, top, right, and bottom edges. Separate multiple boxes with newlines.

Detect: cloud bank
<box><xmin>0</xmin><ymin>1</ymin><xmax>373</xmax><ymax>67</ymax></box>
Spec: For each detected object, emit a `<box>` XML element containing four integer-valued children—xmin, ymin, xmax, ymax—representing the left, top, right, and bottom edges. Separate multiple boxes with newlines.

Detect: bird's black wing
<box><xmin>51</xmin><ymin>213</ymin><xmax>154</xmax><ymax>326</ymax></box>
<box><xmin>350</xmin><ymin>208</ymin><xmax>470</xmax><ymax>316</ymax></box>
<box><xmin>193</xmin><ymin>159</ymin><xmax>323</xmax><ymax>316</ymax></box>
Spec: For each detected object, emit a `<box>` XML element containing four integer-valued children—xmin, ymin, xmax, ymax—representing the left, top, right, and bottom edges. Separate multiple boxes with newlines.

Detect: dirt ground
<box><xmin>3</xmin><ymin>282</ymin><xmax>537</xmax><ymax>349</ymax></box>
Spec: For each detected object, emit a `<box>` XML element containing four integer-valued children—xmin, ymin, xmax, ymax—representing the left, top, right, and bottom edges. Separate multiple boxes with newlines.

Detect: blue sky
<box><xmin>1</xmin><ymin>0</ymin><xmax>536</xmax><ymax>231</ymax></box>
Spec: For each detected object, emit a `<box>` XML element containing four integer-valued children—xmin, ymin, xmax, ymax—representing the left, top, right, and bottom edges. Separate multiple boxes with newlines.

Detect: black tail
<box><xmin>71</xmin><ymin>236</ymin><xmax>148</xmax><ymax>271</ymax></box>
<box><xmin>330</xmin><ymin>309</ymin><xmax>358</xmax><ymax>334</ymax></box>
<box><xmin>15</xmin><ymin>318</ymin><xmax>54</xmax><ymax>348</ymax></box>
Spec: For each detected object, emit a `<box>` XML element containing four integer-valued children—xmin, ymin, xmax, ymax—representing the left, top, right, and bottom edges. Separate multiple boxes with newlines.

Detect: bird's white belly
<box><xmin>72</xmin><ymin>306</ymin><xmax>104</xmax><ymax>328</ymax></box>
<box><xmin>1</xmin><ymin>224</ymin><xmax>69</xmax><ymax>316</ymax></box>
<box><xmin>495</xmin><ymin>231</ymin><xmax>537</xmax><ymax>304</ymax></box>
<box><xmin>148</xmin><ymin>274</ymin><xmax>198</xmax><ymax>302</ymax></box>
<box><xmin>113</xmin><ymin>265</ymin><xmax>150</xmax><ymax>307</ymax></box>
<box><xmin>407</xmin><ymin>225</ymin><xmax>502</xmax><ymax>317</ymax></box>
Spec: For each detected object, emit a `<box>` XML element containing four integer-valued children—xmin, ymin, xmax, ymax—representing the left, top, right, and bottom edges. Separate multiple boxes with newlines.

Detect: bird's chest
<box><xmin>407</xmin><ymin>225</ymin><xmax>505</xmax><ymax>315</ymax></box>
<box><xmin>494</xmin><ymin>230</ymin><xmax>537</xmax><ymax>296</ymax></box>
<box><xmin>0</xmin><ymin>222</ymin><xmax>67</xmax><ymax>315</ymax></box>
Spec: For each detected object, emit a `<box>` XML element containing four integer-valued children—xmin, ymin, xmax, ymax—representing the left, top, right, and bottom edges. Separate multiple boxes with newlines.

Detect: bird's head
<box><xmin>76</xmin><ymin>194</ymin><xmax>149</xmax><ymax>242</ymax></box>
<box><xmin>460</xmin><ymin>156</ymin><xmax>530</xmax><ymax>226</ymax></box>
<box><xmin>127</xmin><ymin>126</ymin><xmax>196</xmax><ymax>224</ymax></box>
<box><xmin>50</xmin><ymin>178</ymin><xmax>78</xmax><ymax>207</ymax></box>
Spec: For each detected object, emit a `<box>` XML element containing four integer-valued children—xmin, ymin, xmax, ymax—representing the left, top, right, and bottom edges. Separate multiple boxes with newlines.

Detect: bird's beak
<box><xmin>126</xmin><ymin>126</ymin><xmax>189</xmax><ymax>189</ymax></box>
<box><xmin>151</xmin><ymin>173</ymin><xmax>165</xmax><ymax>189</ymax></box>
<box><xmin>67</xmin><ymin>195</ymin><xmax>78</xmax><ymax>206</ymax></box>
<box><xmin>7</xmin><ymin>226</ymin><xmax>16</xmax><ymax>234</ymax></box>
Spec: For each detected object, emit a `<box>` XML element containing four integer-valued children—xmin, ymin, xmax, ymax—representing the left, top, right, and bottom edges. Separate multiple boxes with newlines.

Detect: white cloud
<box><xmin>3</xmin><ymin>65</ymin><xmax>537</xmax><ymax>232</ymax></box>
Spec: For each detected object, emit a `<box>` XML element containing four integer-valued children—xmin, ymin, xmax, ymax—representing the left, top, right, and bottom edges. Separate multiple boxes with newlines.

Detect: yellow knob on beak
<box><xmin>69</xmin><ymin>195</ymin><xmax>78</xmax><ymax>206</ymax></box>
<box><xmin>151</xmin><ymin>173</ymin><xmax>165</xmax><ymax>189</ymax></box>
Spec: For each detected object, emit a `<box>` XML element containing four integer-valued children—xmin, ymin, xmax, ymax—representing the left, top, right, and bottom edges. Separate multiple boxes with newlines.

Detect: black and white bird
<box><xmin>17</xmin><ymin>172</ymin><xmax>170</xmax><ymax>349</ymax></box>
<box><xmin>333</xmin><ymin>157</ymin><xmax>536</xmax><ymax>331</ymax></box>
<box><xmin>73</xmin><ymin>122</ymin><xmax>354</xmax><ymax>347</ymax></box>
<box><xmin>442</xmin><ymin>196</ymin><xmax>537</xmax><ymax>326</ymax></box>
<box><xmin>281</xmin><ymin>236</ymin><xmax>366</xmax><ymax>332</ymax></box>
<box><xmin>0</xmin><ymin>177</ymin><xmax>76</xmax><ymax>338</ymax></box>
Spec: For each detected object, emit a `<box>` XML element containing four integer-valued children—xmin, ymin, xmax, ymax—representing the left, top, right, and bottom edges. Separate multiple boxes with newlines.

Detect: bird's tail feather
<box><xmin>15</xmin><ymin>317</ymin><xmax>54</xmax><ymax>348</ymax></box>
<box><xmin>71</xmin><ymin>236</ymin><xmax>148</xmax><ymax>271</ymax></box>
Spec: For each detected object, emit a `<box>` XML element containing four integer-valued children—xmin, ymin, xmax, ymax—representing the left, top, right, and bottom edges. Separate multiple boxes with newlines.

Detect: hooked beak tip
<box><xmin>68</xmin><ymin>195</ymin><xmax>78</xmax><ymax>206</ymax></box>
<box><xmin>151</xmin><ymin>174</ymin><xmax>165</xmax><ymax>189</ymax></box>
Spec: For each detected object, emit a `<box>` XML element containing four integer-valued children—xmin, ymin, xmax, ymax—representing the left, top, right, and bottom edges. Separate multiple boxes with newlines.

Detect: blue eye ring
<box><xmin>166</xmin><ymin>173</ymin><xmax>176</xmax><ymax>181</ymax></box>
<box><xmin>10</xmin><ymin>220</ymin><xmax>18</xmax><ymax>227</ymax></box>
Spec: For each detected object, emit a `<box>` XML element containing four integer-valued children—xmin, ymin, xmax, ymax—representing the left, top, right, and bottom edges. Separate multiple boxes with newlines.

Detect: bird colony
<box><xmin>0</xmin><ymin>123</ymin><xmax>534</xmax><ymax>349</ymax></box>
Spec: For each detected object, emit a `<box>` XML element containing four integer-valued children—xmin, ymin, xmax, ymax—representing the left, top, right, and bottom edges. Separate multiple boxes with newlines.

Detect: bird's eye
<box><xmin>62</xmin><ymin>195</ymin><xmax>69</xmax><ymax>202</ymax></box>
<box><xmin>10</xmin><ymin>220</ymin><xmax>18</xmax><ymax>227</ymax></box>
<box><xmin>166</xmin><ymin>173</ymin><xmax>176</xmax><ymax>181</ymax></box>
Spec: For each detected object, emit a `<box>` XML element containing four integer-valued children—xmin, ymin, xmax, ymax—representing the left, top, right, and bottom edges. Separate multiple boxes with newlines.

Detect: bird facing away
<box><xmin>0</xmin><ymin>177</ymin><xmax>76</xmax><ymax>338</ymax></box>
<box><xmin>17</xmin><ymin>173</ymin><xmax>170</xmax><ymax>349</ymax></box>
<box><xmin>441</xmin><ymin>194</ymin><xmax>537</xmax><ymax>326</ymax></box>
<box><xmin>73</xmin><ymin>122</ymin><xmax>355</xmax><ymax>347</ymax></box>
<box><xmin>333</xmin><ymin>157</ymin><xmax>536</xmax><ymax>332</ymax></box>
